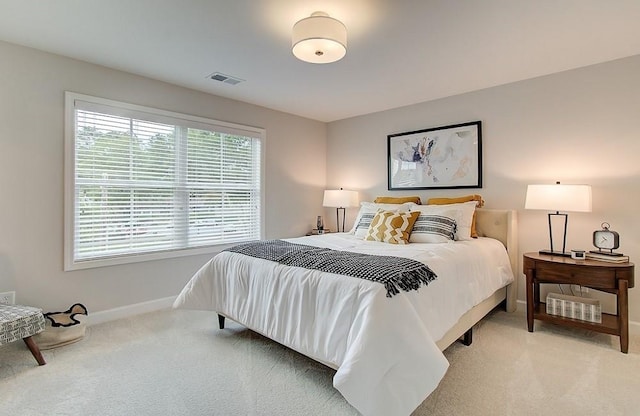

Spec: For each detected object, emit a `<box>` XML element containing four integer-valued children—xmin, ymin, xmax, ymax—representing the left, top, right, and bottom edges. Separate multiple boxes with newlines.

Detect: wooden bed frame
<box><xmin>435</xmin><ymin>208</ymin><xmax>518</xmax><ymax>350</ymax></box>
<box><xmin>217</xmin><ymin>208</ymin><xmax>518</xmax><ymax>354</ymax></box>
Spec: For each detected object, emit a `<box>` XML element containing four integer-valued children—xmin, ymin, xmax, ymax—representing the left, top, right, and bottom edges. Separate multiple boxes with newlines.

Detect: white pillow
<box><xmin>350</xmin><ymin>202</ymin><xmax>414</xmax><ymax>238</ymax></box>
<box><xmin>408</xmin><ymin>201</ymin><xmax>477</xmax><ymax>241</ymax></box>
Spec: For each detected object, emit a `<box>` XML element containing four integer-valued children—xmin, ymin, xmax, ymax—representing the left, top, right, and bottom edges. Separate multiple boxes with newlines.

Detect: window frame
<box><xmin>64</xmin><ymin>92</ymin><xmax>265</xmax><ymax>271</ymax></box>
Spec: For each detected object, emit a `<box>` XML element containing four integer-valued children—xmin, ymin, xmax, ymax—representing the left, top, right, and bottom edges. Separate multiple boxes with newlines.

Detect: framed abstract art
<box><xmin>387</xmin><ymin>121</ymin><xmax>482</xmax><ymax>190</ymax></box>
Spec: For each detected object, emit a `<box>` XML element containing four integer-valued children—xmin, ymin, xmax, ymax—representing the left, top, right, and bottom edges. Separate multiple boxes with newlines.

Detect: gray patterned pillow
<box><xmin>409</xmin><ymin>214</ymin><xmax>457</xmax><ymax>243</ymax></box>
<box><xmin>353</xmin><ymin>212</ymin><xmax>376</xmax><ymax>238</ymax></box>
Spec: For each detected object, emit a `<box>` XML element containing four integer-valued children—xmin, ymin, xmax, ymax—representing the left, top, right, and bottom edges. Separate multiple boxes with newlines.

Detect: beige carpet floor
<box><xmin>1</xmin><ymin>307</ymin><xmax>639</xmax><ymax>416</ymax></box>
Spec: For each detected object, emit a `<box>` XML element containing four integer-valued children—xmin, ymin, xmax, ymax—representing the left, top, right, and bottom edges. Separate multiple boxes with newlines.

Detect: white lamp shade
<box><xmin>525</xmin><ymin>183</ymin><xmax>592</xmax><ymax>212</ymax></box>
<box><xmin>323</xmin><ymin>189</ymin><xmax>358</xmax><ymax>208</ymax></box>
<box><xmin>292</xmin><ymin>12</ymin><xmax>347</xmax><ymax>64</ymax></box>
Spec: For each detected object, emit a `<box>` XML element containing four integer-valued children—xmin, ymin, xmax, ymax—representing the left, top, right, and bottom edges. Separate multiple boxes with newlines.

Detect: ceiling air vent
<box><xmin>207</xmin><ymin>72</ymin><xmax>244</xmax><ymax>85</ymax></box>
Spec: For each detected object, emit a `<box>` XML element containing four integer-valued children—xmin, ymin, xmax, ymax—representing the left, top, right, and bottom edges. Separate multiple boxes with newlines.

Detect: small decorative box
<box><xmin>546</xmin><ymin>293</ymin><xmax>601</xmax><ymax>323</ymax></box>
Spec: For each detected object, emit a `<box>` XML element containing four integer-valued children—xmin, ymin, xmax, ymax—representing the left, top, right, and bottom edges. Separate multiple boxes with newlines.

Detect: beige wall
<box><xmin>0</xmin><ymin>41</ymin><xmax>326</xmax><ymax>313</ymax></box>
<box><xmin>3</xmin><ymin>38</ymin><xmax>639</xmax><ymax>324</ymax></box>
<box><xmin>327</xmin><ymin>55</ymin><xmax>640</xmax><ymax>322</ymax></box>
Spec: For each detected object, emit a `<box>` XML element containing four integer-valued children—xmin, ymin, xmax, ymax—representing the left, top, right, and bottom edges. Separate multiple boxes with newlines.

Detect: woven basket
<box><xmin>33</xmin><ymin>303</ymin><xmax>88</xmax><ymax>350</ymax></box>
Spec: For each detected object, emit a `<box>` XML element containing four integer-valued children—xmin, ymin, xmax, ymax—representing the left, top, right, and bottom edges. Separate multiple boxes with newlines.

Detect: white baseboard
<box><xmin>87</xmin><ymin>297</ymin><xmax>640</xmax><ymax>335</ymax></box>
<box><xmin>87</xmin><ymin>296</ymin><xmax>176</xmax><ymax>326</ymax></box>
<box><xmin>514</xmin><ymin>299</ymin><xmax>640</xmax><ymax>335</ymax></box>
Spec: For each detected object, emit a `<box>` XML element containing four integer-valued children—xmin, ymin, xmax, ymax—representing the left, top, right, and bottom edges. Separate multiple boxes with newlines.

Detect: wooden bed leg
<box><xmin>218</xmin><ymin>314</ymin><xmax>225</xmax><ymax>329</ymax></box>
<box><xmin>461</xmin><ymin>328</ymin><xmax>473</xmax><ymax>346</ymax></box>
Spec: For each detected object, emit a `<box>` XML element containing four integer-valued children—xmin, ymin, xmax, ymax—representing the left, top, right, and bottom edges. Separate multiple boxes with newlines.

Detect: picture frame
<box><xmin>387</xmin><ymin>121</ymin><xmax>482</xmax><ymax>190</ymax></box>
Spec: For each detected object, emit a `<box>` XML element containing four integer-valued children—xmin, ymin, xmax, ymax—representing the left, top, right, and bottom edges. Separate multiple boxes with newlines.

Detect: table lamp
<box><xmin>525</xmin><ymin>181</ymin><xmax>592</xmax><ymax>257</ymax></box>
<box><xmin>323</xmin><ymin>188</ymin><xmax>359</xmax><ymax>232</ymax></box>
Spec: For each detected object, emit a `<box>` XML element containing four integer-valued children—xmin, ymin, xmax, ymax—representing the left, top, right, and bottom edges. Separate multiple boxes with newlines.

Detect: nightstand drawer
<box><xmin>536</xmin><ymin>263</ymin><xmax>616</xmax><ymax>288</ymax></box>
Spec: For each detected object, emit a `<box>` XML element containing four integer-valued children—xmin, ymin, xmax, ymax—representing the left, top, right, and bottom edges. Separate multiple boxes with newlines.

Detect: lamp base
<box><xmin>539</xmin><ymin>249</ymin><xmax>571</xmax><ymax>258</ymax></box>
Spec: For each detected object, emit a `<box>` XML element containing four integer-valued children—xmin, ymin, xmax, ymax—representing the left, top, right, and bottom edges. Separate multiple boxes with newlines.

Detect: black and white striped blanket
<box><xmin>225</xmin><ymin>240</ymin><xmax>437</xmax><ymax>298</ymax></box>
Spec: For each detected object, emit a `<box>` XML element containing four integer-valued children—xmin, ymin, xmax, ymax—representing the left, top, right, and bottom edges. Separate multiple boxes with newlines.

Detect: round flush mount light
<box><xmin>292</xmin><ymin>11</ymin><xmax>347</xmax><ymax>64</ymax></box>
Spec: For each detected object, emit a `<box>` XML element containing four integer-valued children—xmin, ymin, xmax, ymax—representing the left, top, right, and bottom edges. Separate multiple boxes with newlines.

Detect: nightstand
<box><xmin>523</xmin><ymin>252</ymin><xmax>635</xmax><ymax>353</ymax></box>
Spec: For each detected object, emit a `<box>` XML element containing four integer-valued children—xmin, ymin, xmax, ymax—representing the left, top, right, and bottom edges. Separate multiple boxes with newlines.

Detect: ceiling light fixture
<box><xmin>292</xmin><ymin>11</ymin><xmax>347</xmax><ymax>64</ymax></box>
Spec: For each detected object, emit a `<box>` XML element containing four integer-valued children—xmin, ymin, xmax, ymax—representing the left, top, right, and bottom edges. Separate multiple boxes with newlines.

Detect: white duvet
<box><xmin>173</xmin><ymin>233</ymin><xmax>514</xmax><ymax>416</ymax></box>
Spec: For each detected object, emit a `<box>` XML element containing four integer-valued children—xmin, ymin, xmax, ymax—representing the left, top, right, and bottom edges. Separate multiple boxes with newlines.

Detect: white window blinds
<box><xmin>65</xmin><ymin>93</ymin><xmax>264</xmax><ymax>270</ymax></box>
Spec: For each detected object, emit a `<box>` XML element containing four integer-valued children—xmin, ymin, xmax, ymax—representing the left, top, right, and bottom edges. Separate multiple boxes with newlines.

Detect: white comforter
<box><xmin>173</xmin><ymin>233</ymin><xmax>514</xmax><ymax>416</ymax></box>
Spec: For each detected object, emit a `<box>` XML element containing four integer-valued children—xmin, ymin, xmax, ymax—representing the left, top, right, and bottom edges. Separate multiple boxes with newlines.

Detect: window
<box><xmin>64</xmin><ymin>92</ymin><xmax>264</xmax><ymax>270</ymax></box>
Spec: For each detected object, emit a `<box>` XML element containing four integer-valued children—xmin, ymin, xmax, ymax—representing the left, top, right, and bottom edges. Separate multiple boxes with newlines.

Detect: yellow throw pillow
<box><xmin>373</xmin><ymin>196</ymin><xmax>422</xmax><ymax>205</ymax></box>
<box><xmin>426</xmin><ymin>194</ymin><xmax>484</xmax><ymax>238</ymax></box>
<box><xmin>426</xmin><ymin>194</ymin><xmax>484</xmax><ymax>207</ymax></box>
<box><xmin>364</xmin><ymin>210</ymin><xmax>420</xmax><ymax>244</ymax></box>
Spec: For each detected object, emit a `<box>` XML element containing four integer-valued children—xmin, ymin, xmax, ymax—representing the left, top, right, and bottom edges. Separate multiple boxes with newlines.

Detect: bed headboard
<box><xmin>475</xmin><ymin>208</ymin><xmax>518</xmax><ymax>312</ymax></box>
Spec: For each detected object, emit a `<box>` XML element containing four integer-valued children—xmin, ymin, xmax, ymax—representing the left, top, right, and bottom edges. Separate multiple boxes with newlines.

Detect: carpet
<box><xmin>1</xmin><ymin>307</ymin><xmax>638</xmax><ymax>415</ymax></box>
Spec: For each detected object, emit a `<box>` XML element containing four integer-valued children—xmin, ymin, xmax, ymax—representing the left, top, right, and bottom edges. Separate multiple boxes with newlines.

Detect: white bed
<box><xmin>174</xmin><ymin>208</ymin><xmax>517</xmax><ymax>416</ymax></box>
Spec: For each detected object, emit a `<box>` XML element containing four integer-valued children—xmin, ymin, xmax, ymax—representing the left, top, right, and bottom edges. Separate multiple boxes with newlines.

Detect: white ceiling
<box><xmin>2</xmin><ymin>0</ymin><xmax>640</xmax><ymax>122</ymax></box>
